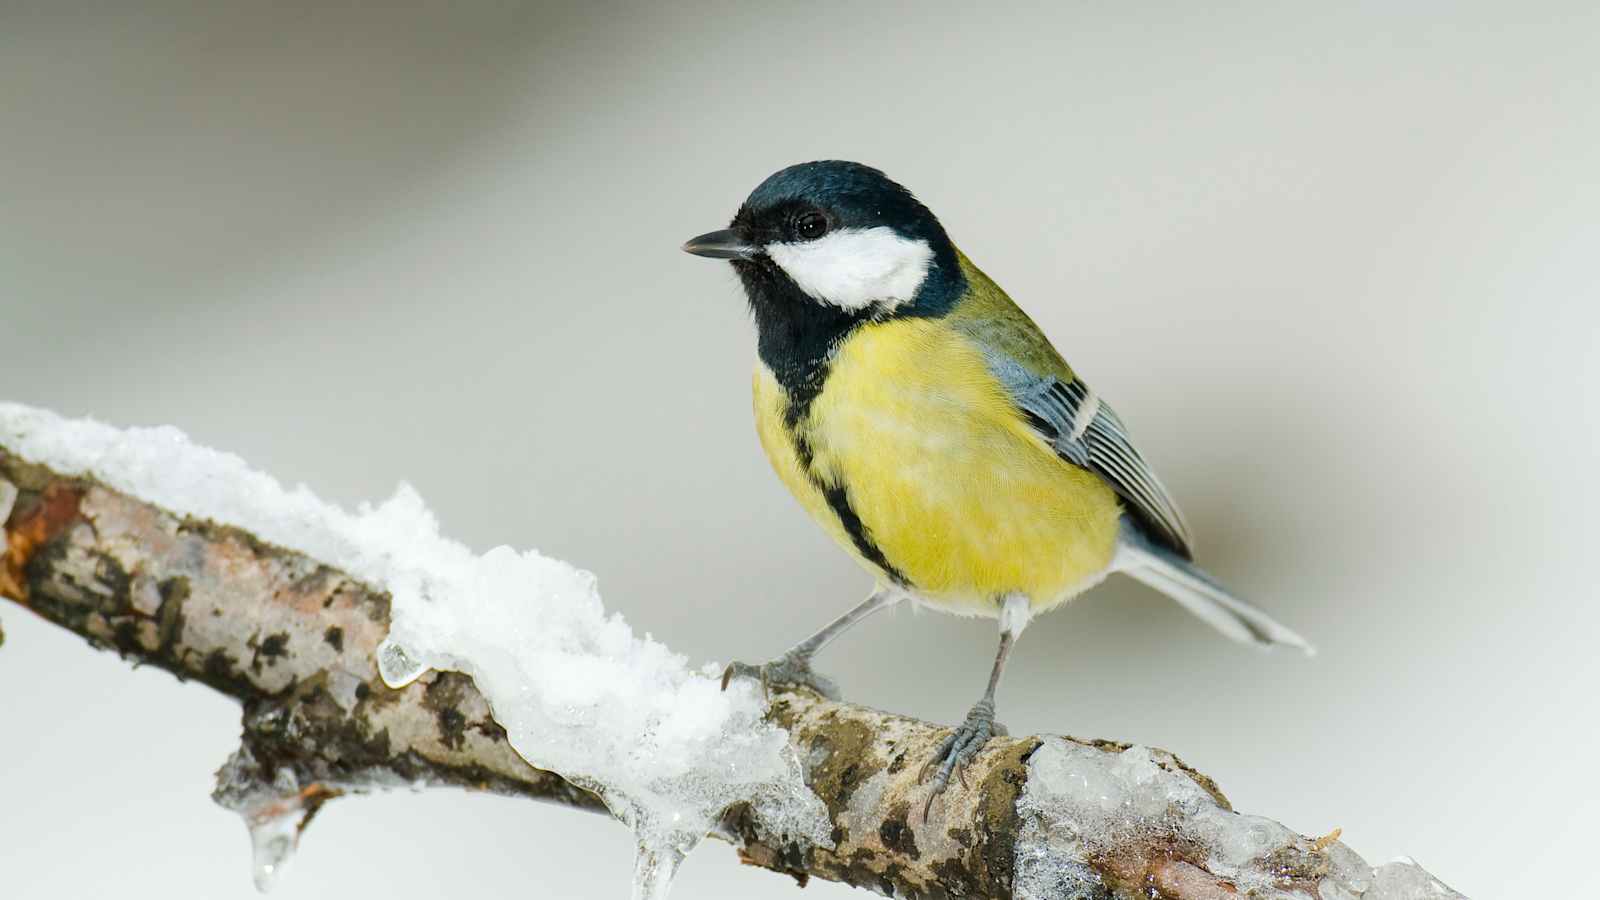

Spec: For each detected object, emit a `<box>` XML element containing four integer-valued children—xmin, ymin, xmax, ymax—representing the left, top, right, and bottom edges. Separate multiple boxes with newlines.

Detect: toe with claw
<box><xmin>920</xmin><ymin>699</ymin><xmax>1007</xmax><ymax>818</ymax></box>
<box><xmin>719</xmin><ymin>652</ymin><xmax>840</xmax><ymax>700</ymax></box>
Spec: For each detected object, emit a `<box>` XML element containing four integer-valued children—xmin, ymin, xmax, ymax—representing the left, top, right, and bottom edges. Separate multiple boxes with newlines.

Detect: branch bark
<box><xmin>0</xmin><ymin>445</ymin><xmax>1445</xmax><ymax>899</ymax></box>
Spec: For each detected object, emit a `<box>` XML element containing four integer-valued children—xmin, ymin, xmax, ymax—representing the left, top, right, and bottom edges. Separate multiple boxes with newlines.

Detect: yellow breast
<box><xmin>752</xmin><ymin>317</ymin><xmax>1122</xmax><ymax>617</ymax></box>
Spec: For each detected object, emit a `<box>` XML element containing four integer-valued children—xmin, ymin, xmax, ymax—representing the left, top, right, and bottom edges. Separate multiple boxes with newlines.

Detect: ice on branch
<box><xmin>0</xmin><ymin>403</ymin><xmax>830</xmax><ymax>897</ymax></box>
<box><xmin>1016</xmin><ymin>737</ymin><xmax>1465</xmax><ymax>899</ymax></box>
<box><xmin>0</xmin><ymin>477</ymin><xmax>16</xmax><ymax>524</ymax></box>
<box><xmin>2</xmin><ymin>401</ymin><xmax>1472</xmax><ymax>900</ymax></box>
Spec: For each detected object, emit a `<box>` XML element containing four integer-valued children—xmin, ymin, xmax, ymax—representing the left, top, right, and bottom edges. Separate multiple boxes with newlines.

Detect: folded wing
<box><xmin>987</xmin><ymin>353</ymin><xmax>1195</xmax><ymax>559</ymax></box>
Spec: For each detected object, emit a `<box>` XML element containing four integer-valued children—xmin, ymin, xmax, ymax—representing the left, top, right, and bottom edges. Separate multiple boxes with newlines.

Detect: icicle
<box><xmin>630</xmin><ymin>838</ymin><xmax>688</xmax><ymax>900</ymax></box>
<box><xmin>245</xmin><ymin>800</ymin><xmax>306</xmax><ymax>892</ymax></box>
<box><xmin>376</xmin><ymin>638</ymin><xmax>428</xmax><ymax>687</ymax></box>
<box><xmin>213</xmin><ymin>749</ymin><xmax>325</xmax><ymax>894</ymax></box>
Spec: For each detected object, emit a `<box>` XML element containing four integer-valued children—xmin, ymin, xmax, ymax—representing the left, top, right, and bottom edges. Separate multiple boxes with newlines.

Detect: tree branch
<box><xmin>0</xmin><ymin>440</ymin><xmax>1464</xmax><ymax>899</ymax></box>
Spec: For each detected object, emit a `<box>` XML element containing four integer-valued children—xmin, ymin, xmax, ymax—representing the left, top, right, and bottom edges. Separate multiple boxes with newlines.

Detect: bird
<box><xmin>682</xmin><ymin>160</ymin><xmax>1311</xmax><ymax>810</ymax></box>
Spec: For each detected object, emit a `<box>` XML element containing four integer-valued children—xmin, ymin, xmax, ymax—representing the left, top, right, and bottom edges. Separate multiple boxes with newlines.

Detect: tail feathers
<box><xmin>1118</xmin><ymin>542</ymin><xmax>1315</xmax><ymax>655</ymax></box>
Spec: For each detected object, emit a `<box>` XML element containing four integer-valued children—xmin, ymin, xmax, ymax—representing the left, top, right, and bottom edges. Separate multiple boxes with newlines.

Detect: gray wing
<box><xmin>988</xmin><ymin>354</ymin><xmax>1196</xmax><ymax>559</ymax></box>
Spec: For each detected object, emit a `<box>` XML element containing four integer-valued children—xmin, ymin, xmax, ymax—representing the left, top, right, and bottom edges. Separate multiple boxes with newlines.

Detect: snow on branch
<box><xmin>0</xmin><ymin>403</ymin><xmax>1465</xmax><ymax>899</ymax></box>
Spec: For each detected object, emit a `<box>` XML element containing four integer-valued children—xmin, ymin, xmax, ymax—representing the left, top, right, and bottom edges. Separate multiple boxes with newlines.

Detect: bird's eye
<box><xmin>795</xmin><ymin>211</ymin><xmax>829</xmax><ymax>241</ymax></box>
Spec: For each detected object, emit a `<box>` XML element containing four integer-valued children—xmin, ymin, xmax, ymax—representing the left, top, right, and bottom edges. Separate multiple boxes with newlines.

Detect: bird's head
<box><xmin>683</xmin><ymin>161</ymin><xmax>964</xmax><ymax>319</ymax></box>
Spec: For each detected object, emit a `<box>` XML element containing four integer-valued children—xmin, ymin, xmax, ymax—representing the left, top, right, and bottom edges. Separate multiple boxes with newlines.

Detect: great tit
<box><xmin>683</xmin><ymin>160</ymin><xmax>1310</xmax><ymax>808</ymax></box>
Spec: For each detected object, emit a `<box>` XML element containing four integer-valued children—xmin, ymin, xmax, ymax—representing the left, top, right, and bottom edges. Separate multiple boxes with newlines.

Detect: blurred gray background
<box><xmin>2</xmin><ymin>3</ymin><xmax>1595</xmax><ymax>898</ymax></box>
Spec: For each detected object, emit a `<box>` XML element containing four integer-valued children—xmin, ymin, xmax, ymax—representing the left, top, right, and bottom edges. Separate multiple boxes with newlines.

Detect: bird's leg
<box><xmin>721</xmin><ymin>587</ymin><xmax>900</xmax><ymax>701</ymax></box>
<box><xmin>922</xmin><ymin>594</ymin><xmax>1030</xmax><ymax>816</ymax></box>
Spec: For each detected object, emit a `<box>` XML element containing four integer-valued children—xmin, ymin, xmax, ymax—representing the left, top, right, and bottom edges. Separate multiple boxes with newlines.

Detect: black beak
<box><xmin>682</xmin><ymin>229</ymin><xmax>759</xmax><ymax>261</ymax></box>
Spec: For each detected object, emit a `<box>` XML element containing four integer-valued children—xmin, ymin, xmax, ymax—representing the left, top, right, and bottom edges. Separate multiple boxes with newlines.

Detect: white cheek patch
<box><xmin>765</xmin><ymin>226</ymin><xmax>934</xmax><ymax>311</ymax></box>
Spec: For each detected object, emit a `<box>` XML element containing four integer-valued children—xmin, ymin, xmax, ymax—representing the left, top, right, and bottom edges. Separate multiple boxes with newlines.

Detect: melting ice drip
<box><xmin>211</xmin><ymin>750</ymin><xmax>315</xmax><ymax>894</ymax></box>
<box><xmin>0</xmin><ymin>403</ymin><xmax>830</xmax><ymax>898</ymax></box>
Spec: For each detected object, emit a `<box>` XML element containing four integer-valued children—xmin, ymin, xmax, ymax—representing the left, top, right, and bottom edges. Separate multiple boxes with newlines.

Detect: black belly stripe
<box><xmin>820</xmin><ymin>482</ymin><xmax>908</xmax><ymax>587</ymax></box>
<box><xmin>782</xmin><ymin>372</ymin><xmax>827</xmax><ymax>464</ymax></box>
<box><xmin>785</xmin><ymin>405</ymin><xmax>909</xmax><ymax>588</ymax></box>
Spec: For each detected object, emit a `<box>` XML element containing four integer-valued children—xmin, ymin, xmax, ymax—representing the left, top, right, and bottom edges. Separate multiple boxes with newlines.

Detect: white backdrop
<box><xmin>3</xmin><ymin>4</ymin><xmax>1595</xmax><ymax>898</ymax></box>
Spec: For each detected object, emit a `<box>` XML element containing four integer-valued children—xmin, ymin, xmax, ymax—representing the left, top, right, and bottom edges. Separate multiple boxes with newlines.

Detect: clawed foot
<box><xmin>920</xmin><ymin>699</ymin><xmax>1008</xmax><ymax>818</ymax></box>
<box><xmin>720</xmin><ymin>651</ymin><xmax>840</xmax><ymax>701</ymax></box>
